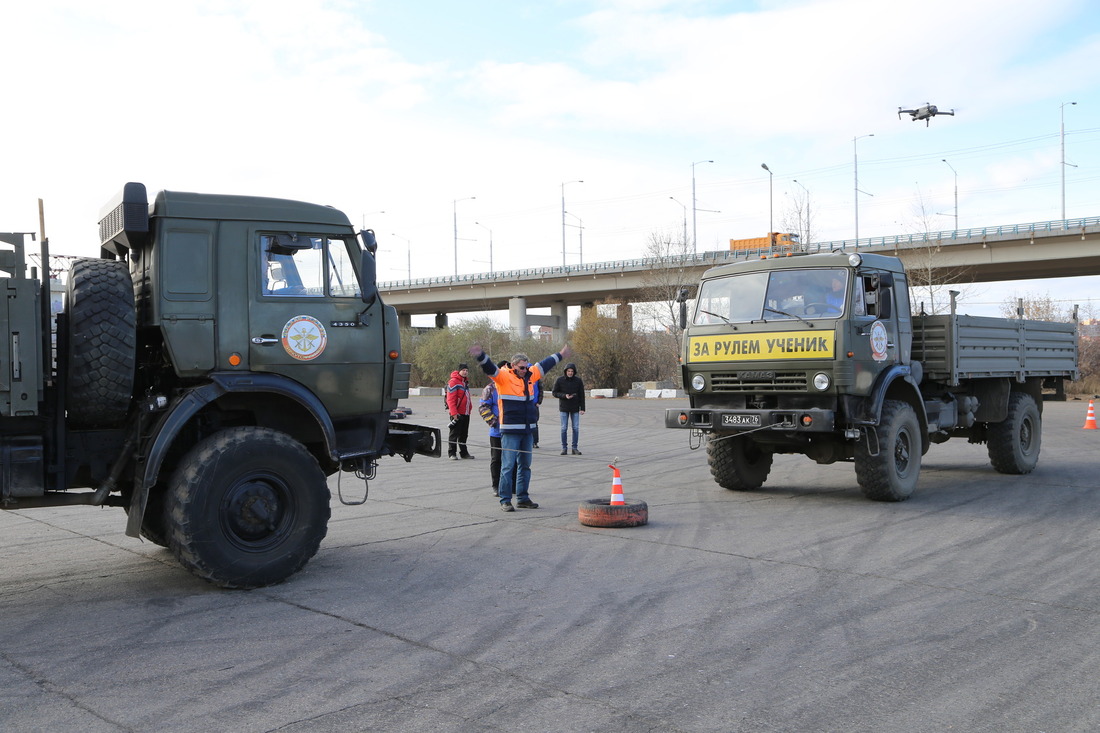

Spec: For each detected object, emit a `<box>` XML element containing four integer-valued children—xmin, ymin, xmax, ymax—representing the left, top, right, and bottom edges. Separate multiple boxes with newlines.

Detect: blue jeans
<box><xmin>560</xmin><ymin>411</ymin><xmax>580</xmax><ymax>450</ymax></box>
<box><xmin>499</xmin><ymin>432</ymin><xmax>533</xmax><ymax>503</ymax></box>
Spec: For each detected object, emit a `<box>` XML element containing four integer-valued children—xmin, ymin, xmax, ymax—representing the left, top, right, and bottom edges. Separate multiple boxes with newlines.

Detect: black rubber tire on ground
<box><xmin>578</xmin><ymin>498</ymin><xmax>648</xmax><ymax>528</ymax></box>
<box><xmin>987</xmin><ymin>392</ymin><xmax>1042</xmax><ymax>474</ymax></box>
<box><xmin>165</xmin><ymin>427</ymin><xmax>331</xmax><ymax>589</ymax></box>
<box><xmin>707</xmin><ymin>435</ymin><xmax>773</xmax><ymax>490</ymax></box>
<box><xmin>65</xmin><ymin>258</ymin><xmax>136</xmax><ymax>427</ymax></box>
<box><xmin>855</xmin><ymin>399</ymin><xmax>921</xmax><ymax>501</ymax></box>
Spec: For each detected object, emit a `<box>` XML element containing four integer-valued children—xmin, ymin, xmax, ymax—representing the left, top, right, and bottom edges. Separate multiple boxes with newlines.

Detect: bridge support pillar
<box><xmin>508</xmin><ymin>297</ymin><xmax>529</xmax><ymax>338</ymax></box>
<box><xmin>398</xmin><ymin>312</ymin><xmax>411</xmax><ymax>330</ymax></box>
<box><xmin>550</xmin><ymin>301</ymin><xmax>568</xmax><ymax>342</ymax></box>
<box><xmin>435</xmin><ymin>313</ymin><xmax>448</xmax><ymax>329</ymax></box>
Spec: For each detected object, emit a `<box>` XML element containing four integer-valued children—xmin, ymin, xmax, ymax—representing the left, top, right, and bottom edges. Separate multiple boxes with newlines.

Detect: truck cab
<box><xmin>1</xmin><ymin>182</ymin><xmax>439</xmax><ymax>588</ymax></box>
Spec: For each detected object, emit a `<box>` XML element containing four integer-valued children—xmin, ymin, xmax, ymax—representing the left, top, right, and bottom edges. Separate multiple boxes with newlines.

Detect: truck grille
<box><xmin>710</xmin><ymin>371</ymin><xmax>807</xmax><ymax>393</ymax></box>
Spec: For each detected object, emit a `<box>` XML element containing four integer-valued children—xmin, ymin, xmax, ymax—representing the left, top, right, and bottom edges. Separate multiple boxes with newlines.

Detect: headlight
<box><xmin>813</xmin><ymin>372</ymin><xmax>831</xmax><ymax>391</ymax></box>
<box><xmin>691</xmin><ymin>374</ymin><xmax>706</xmax><ymax>391</ymax></box>
<box><xmin>847</xmin><ymin>253</ymin><xmax>862</xmax><ymax>267</ymax></box>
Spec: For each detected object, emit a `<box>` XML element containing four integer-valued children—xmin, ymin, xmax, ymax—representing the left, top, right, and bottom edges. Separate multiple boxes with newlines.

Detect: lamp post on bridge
<box><xmin>691</xmin><ymin>160</ymin><xmax>714</xmax><ymax>254</ymax></box>
<box><xmin>474</xmin><ymin>221</ymin><xmax>493</xmax><ymax>274</ymax></box>
<box><xmin>853</xmin><ymin>134</ymin><xmax>874</xmax><ymax>246</ymax></box>
<box><xmin>1061</xmin><ymin>101</ymin><xmax>1077</xmax><ymax>221</ymax></box>
<box><xmin>561</xmin><ymin>180</ymin><xmax>583</xmax><ymax>266</ymax></box>
<box><xmin>669</xmin><ymin>197</ymin><xmax>688</xmax><ymax>249</ymax></box>
<box><xmin>941</xmin><ymin>159</ymin><xmax>958</xmax><ymax>232</ymax></box>
<box><xmin>761</xmin><ymin>163</ymin><xmax>773</xmax><ymax>237</ymax></box>
<box><xmin>453</xmin><ymin>196</ymin><xmax>476</xmax><ymax>277</ymax></box>
<box><xmin>390</xmin><ymin>233</ymin><xmax>412</xmax><ymax>282</ymax></box>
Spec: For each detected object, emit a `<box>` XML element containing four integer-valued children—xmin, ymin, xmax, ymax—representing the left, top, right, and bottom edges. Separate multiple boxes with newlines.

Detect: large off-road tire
<box><xmin>165</xmin><ymin>427</ymin><xmax>331</xmax><ymax>589</ymax></box>
<box><xmin>855</xmin><ymin>400</ymin><xmax>921</xmax><ymax>501</ymax></box>
<box><xmin>987</xmin><ymin>392</ymin><xmax>1041</xmax><ymax>474</ymax></box>
<box><xmin>707</xmin><ymin>435</ymin><xmax>773</xmax><ymax>491</ymax></box>
<box><xmin>578</xmin><ymin>498</ymin><xmax>648</xmax><ymax>528</ymax></box>
<box><xmin>65</xmin><ymin>258</ymin><xmax>136</xmax><ymax>427</ymax></box>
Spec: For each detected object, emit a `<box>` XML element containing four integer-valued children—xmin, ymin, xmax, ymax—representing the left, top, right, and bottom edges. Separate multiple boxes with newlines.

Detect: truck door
<box><xmin>247</xmin><ymin>232</ymin><xmax>385</xmax><ymax>417</ymax></box>
<box><xmin>859</xmin><ymin>270</ymin><xmax>899</xmax><ymax>365</ymax></box>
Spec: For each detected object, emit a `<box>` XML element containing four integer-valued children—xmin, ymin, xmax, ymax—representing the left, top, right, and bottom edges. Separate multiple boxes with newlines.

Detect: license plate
<box><xmin>722</xmin><ymin>414</ymin><xmax>761</xmax><ymax>427</ymax></box>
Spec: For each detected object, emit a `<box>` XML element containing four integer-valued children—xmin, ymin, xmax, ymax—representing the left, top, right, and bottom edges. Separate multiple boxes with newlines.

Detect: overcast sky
<box><xmin>3</xmin><ymin>0</ymin><xmax>1099</xmax><ymax>319</ymax></box>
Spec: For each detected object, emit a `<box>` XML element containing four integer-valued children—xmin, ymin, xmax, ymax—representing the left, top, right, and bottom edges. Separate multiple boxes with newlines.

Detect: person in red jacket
<box><xmin>446</xmin><ymin>363</ymin><xmax>475</xmax><ymax>460</ymax></box>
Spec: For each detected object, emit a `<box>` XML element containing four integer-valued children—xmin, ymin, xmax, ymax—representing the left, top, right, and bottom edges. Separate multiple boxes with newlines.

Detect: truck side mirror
<box><xmin>676</xmin><ymin>287</ymin><xmax>689</xmax><ymax>330</ymax></box>
<box><xmin>360</xmin><ymin>228</ymin><xmax>378</xmax><ymax>255</ymax></box>
<box><xmin>360</xmin><ymin>249</ymin><xmax>378</xmax><ymax>306</ymax></box>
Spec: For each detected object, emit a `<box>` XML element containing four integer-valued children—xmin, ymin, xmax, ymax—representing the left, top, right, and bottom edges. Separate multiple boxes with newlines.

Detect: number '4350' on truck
<box><xmin>666</xmin><ymin>251</ymin><xmax>1079</xmax><ymax>501</ymax></box>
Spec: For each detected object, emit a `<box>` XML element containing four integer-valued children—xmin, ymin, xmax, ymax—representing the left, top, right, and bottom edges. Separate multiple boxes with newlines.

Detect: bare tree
<box><xmin>637</xmin><ymin>228</ymin><xmax>694</xmax><ymax>337</ymax></box>
<box><xmin>780</xmin><ymin>186</ymin><xmax>814</xmax><ymax>247</ymax></box>
<box><xmin>899</xmin><ymin>189</ymin><xmax>978</xmax><ymax>314</ymax></box>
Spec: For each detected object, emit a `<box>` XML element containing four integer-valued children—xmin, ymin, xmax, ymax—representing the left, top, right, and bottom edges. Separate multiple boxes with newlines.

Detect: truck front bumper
<box><xmin>665</xmin><ymin>407</ymin><xmax>837</xmax><ymax>434</ymax></box>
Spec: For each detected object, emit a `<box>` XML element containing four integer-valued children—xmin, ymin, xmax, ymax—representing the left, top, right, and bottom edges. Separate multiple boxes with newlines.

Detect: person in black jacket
<box><xmin>552</xmin><ymin>363</ymin><xmax>585</xmax><ymax>455</ymax></box>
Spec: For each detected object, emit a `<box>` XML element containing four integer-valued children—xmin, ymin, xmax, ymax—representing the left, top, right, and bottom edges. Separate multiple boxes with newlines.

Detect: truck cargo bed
<box><xmin>912</xmin><ymin>313</ymin><xmax>1078</xmax><ymax>385</ymax></box>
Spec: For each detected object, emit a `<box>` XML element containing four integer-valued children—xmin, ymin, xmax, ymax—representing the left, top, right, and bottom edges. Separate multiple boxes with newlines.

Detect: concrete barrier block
<box><xmin>645</xmin><ymin>389</ymin><xmax>684</xmax><ymax>398</ymax></box>
<box><xmin>590</xmin><ymin>388</ymin><xmax>618</xmax><ymax>398</ymax></box>
<box><xmin>410</xmin><ymin>387</ymin><xmax>444</xmax><ymax>397</ymax></box>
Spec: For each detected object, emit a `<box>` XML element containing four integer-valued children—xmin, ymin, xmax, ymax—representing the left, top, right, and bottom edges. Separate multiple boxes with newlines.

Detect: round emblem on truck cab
<box><xmin>869</xmin><ymin>320</ymin><xmax>889</xmax><ymax>362</ymax></box>
<box><xmin>281</xmin><ymin>315</ymin><xmax>328</xmax><ymax>361</ymax></box>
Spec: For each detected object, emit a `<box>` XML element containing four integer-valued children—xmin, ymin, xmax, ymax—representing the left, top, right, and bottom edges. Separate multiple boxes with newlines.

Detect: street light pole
<box><xmin>391</xmin><ymin>233</ymin><xmax>412</xmax><ymax>281</ymax></box>
<box><xmin>453</xmin><ymin>196</ymin><xmax>475</xmax><ymax>277</ymax></box>
<box><xmin>792</xmin><ymin>179</ymin><xmax>810</xmax><ymax>245</ymax></box>
<box><xmin>474</xmin><ymin>221</ymin><xmax>493</xmax><ymax>273</ymax></box>
<box><xmin>561</xmin><ymin>180</ymin><xmax>583</xmax><ymax>266</ymax></box>
<box><xmin>761</xmin><ymin>163</ymin><xmax>773</xmax><ymax>240</ymax></box>
<box><xmin>853</xmin><ymin>134</ymin><xmax>874</xmax><ymax>244</ymax></box>
<box><xmin>691</xmin><ymin>160</ymin><xmax>714</xmax><ymax>254</ymax></box>
<box><xmin>941</xmin><ymin>159</ymin><xmax>958</xmax><ymax>231</ymax></box>
<box><xmin>1061</xmin><ymin>101</ymin><xmax>1077</xmax><ymax>220</ymax></box>
<box><xmin>669</xmin><ymin>197</ymin><xmax>688</xmax><ymax>249</ymax></box>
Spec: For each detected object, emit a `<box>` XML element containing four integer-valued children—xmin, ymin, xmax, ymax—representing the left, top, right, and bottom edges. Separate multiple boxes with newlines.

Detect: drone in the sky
<box><xmin>898</xmin><ymin>103</ymin><xmax>955</xmax><ymax>127</ymax></box>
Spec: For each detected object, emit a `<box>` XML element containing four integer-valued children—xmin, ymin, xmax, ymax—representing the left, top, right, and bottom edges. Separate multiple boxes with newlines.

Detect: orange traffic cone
<box><xmin>1084</xmin><ymin>399</ymin><xmax>1098</xmax><ymax>430</ymax></box>
<box><xmin>608</xmin><ymin>464</ymin><xmax>625</xmax><ymax>505</ymax></box>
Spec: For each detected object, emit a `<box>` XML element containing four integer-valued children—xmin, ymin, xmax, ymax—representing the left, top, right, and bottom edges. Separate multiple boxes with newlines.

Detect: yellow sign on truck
<box><xmin>687</xmin><ymin>331</ymin><xmax>836</xmax><ymax>362</ymax></box>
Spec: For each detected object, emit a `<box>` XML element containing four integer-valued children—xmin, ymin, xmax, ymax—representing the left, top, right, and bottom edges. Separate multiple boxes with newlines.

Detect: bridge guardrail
<box><xmin>378</xmin><ymin>216</ymin><xmax>1100</xmax><ymax>290</ymax></box>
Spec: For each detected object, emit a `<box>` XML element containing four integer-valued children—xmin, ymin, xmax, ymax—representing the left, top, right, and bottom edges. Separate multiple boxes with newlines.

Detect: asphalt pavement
<box><xmin>2</xmin><ymin>395</ymin><xmax>1099</xmax><ymax>732</ymax></box>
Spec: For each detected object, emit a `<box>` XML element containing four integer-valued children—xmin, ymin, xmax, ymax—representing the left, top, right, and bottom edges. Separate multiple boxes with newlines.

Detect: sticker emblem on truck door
<box><xmin>281</xmin><ymin>315</ymin><xmax>328</xmax><ymax>361</ymax></box>
<box><xmin>869</xmin><ymin>320</ymin><xmax>889</xmax><ymax>362</ymax></box>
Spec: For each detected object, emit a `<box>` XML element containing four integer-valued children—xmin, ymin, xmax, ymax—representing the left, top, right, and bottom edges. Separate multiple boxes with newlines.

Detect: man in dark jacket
<box><xmin>446</xmin><ymin>363</ymin><xmax>474</xmax><ymax>460</ymax></box>
<box><xmin>552</xmin><ymin>363</ymin><xmax>585</xmax><ymax>455</ymax></box>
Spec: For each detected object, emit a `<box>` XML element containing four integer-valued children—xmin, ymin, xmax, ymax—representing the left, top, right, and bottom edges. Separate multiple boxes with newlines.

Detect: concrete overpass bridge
<box><xmin>379</xmin><ymin>216</ymin><xmax>1100</xmax><ymax>340</ymax></box>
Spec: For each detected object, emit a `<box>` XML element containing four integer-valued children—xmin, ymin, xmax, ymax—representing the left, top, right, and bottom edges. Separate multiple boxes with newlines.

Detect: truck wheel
<box><xmin>707</xmin><ymin>435</ymin><xmax>773</xmax><ymax>490</ymax></box>
<box><xmin>987</xmin><ymin>393</ymin><xmax>1041</xmax><ymax>474</ymax></box>
<box><xmin>855</xmin><ymin>399</ymin><xmax>921</xmax><ymax>501</ymax></box>
<box><xmin>165</xmin><ymin>427</ymin><xmax>331</xmax><ymax>589</ymax></box>
<box><xmin>65</xmin><ymin>258</ymin><xmax>136</xmax><ymax>427</ymax></box>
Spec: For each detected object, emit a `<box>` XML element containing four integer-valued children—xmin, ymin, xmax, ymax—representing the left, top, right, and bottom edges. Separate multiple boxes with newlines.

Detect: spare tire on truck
<box><xmin>65</xmin><ymin>259</ymin><xmax>136</xmax><ymax>427</ymax></box>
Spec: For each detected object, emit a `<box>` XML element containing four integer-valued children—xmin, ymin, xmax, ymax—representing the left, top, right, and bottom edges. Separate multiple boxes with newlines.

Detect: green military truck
<box><xmin>0</xmin><ymin>183</ymin><xmax>439</xmax><ymax>588</ymax></box>
<box><xmin>665</xmin><ymin>251</ymin><xmax>1079</xmax><ymax>501</ymax></box>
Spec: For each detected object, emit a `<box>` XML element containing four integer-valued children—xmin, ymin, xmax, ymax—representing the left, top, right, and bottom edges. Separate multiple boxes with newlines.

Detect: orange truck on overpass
<box><xmin>730</xmin><ymin>232</ymin><xmax>801</xmax><ymax>251</ymax></box>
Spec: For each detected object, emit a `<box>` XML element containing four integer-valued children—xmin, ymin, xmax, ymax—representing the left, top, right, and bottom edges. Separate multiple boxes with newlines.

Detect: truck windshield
<box><xmin>694</xmin><ymin>268</ymin><xmax>848</xmax><ymax>325</ymax></box>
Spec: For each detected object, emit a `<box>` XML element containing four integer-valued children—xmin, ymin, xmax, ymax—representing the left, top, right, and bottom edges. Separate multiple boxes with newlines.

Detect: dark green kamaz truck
<box><xmin>666</xmin><ymin>251</ymin><xmax>1079</xmax><ymax>501</ymax></box>
<box><xmin>1</xmin><ymin>183</ymin><xmax>438</xmax><ymax>587</ymax></box>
